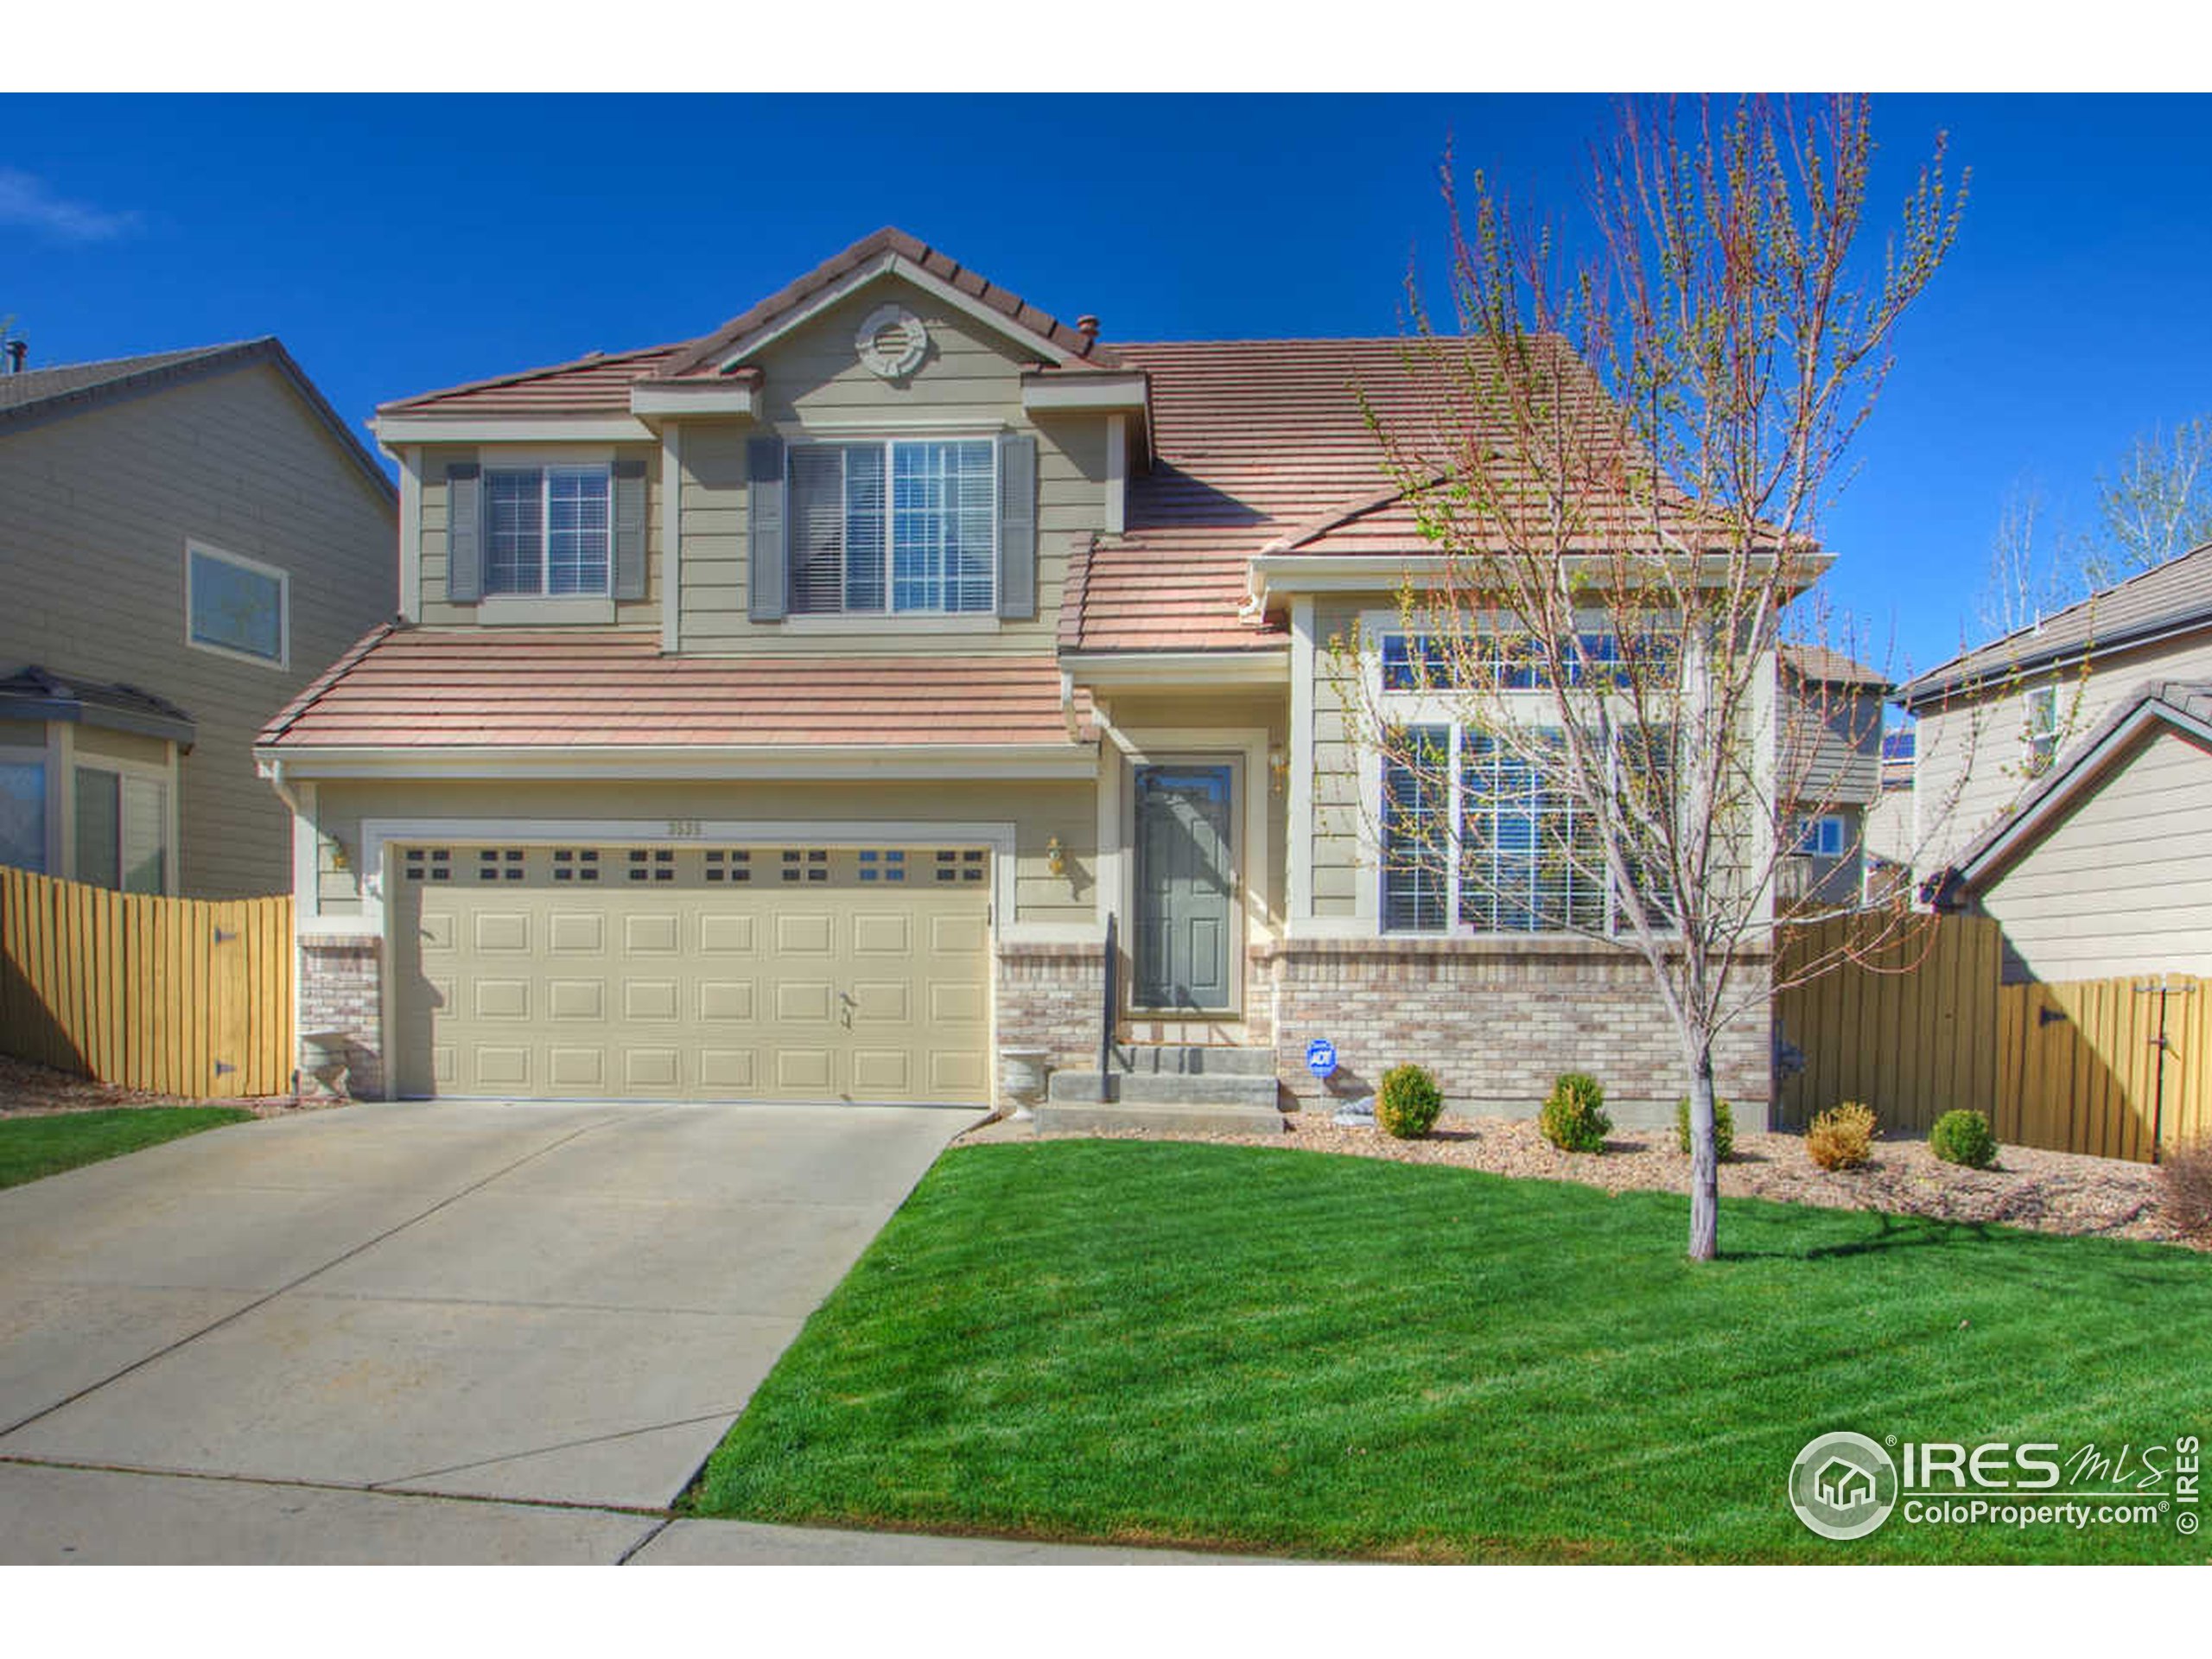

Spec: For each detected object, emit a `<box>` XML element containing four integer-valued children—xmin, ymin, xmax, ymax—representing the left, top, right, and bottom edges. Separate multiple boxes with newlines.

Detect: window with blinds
<box><xmin>789</xmin><ymin>440</ymin><xmax>995</xmax><ymax>614</ymax></box>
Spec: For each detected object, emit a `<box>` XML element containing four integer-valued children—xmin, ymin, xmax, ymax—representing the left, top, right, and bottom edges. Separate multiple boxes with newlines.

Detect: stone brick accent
<box><xmin>1258</xmin><ymin>938</ymin><xmax>1772</xmax><ymax>1128</ymax></box>
<box><xmin>297</xmin><ymin>935</ymin><xmax>385</xmax><ymax>1101</ymax></box>
<box><xmin>995</xmin><ymin>943</ymin><xmax>1109</xmax><ymax>1073</ymax></box>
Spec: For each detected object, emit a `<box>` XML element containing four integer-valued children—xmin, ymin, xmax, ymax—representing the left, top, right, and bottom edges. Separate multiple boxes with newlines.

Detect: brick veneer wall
<box><xmin>995</xmin><ymin>943</ymin><xmax>1109</xmax><ymax>1074</ymax></box>
<box><xmin>297</xmin><ymin>936</ymin><xmax>384</xmax><ymax>1101</ymax></box>
<box><xmin>1258</xmin><ymin>938</ymin><xmax>1772</xmax><ymax>1128</ymax></box>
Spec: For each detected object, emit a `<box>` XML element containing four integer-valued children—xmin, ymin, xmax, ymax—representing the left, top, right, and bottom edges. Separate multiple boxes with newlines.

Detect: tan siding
<box><xmin>1309</xmin><ymin>601</ymin><xmax>1371</xmax><ymax>919</ymax></box>
<box><xmin>73</xmin><ymin>726</ymin><xmax>173</xmax><ymax>767</ymax></box>
<box><xmin>416</xmin><ymin>440</ymin><xmax>663</xmax><ymax>628</ymax></box>
<box><xmin>675</xmin><ymin>282</ymin><xmax>1107</xmax><ymax>655</ymax></box>
<box><xmin>0</xmin><ymin>719</ymin><xmax>48</xmax><ymax>749</ymax></box>
<box><xmin>1974</xmin><ymin>725</ymin><xmax>2212</xmax><ymax>980</ymax></box>
<box><xmin>0</xmin><ymin>361</ymin><xmax>396</xmax><ymax>897</ymax></box>
<box><xmin>310</xmin><ymin>776</ymin><xmax>1098</xmax><ymax>927</ymax></box>
<box><xmin>1779</xmin><ymin>678</ymin><xmax>1881</xmax><ymax>806</ymax></box>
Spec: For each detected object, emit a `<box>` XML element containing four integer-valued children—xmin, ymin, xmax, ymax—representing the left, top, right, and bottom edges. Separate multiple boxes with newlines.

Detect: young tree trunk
<box><xmin>1686</xmin><ymin>1044</ymin><xmax>1720</xmax><ymax>1262</ymax></box>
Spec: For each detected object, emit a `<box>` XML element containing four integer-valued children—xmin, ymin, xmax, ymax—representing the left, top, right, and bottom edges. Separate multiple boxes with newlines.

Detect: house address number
<box><xmin>665</xmin><ymin>819</ymin><xmax>703</xmax><ymax>838</ymax></box>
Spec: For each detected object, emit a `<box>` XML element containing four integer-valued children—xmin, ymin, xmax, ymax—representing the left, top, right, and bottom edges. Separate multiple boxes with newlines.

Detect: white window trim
<box><xmin>478</xmin><ymin>453</ymin><xmax>616</xmax><ymax>601</ymax></box>
<box><xmin>785</xmin><ymin>435</ymin><xmax>1001</xmax><ymax>620</ymax></box>
<box><xmin>184</xmin><ymin>539</ymin><xmax>290</xmax><ymax>671</ymax></box>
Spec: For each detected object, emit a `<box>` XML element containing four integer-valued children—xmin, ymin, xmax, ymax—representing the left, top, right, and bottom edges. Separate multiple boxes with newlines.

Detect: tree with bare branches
<box><xmin>1342</xmin><ymin>95</ymin><xmax>1964</xmax><ymax>1262</ymax></box>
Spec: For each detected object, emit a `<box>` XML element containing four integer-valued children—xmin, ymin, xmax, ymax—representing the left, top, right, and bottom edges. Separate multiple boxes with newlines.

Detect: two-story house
<box><xmin>262</xmin><ymin>229</ymin><xmax>1780</xmax><ymax>1122</ymax></box>
<box><xmin>1908</xmin><ymin>541</ymin><xmax>2212</xmax><ymax>982</ymax></box>
<box><xmin>0</xmin><ymin>340</ymin><xmax>397</xmax><ymax>899</ymax></box>
<box><xmin>1776</xmin><ymin>645</ymin><xmax>1889</xmax><ymax>909</ymax></box>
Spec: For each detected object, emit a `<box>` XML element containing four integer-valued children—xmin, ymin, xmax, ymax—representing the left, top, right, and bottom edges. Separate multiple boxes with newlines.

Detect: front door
<box><xmin>1133</xmin><ymin>765</ymin><xmax>1235</xmax><ymax>1011</ymax></box>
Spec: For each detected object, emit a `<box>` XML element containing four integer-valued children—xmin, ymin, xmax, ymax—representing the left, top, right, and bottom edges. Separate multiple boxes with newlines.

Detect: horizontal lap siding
<box><xmin>1310</xmin><ymin>601</ymin><xmax>1374</xmax><ymax>918</ymax></box>
<box><xmin>309</xmin><ymin>775</ymin><xmax>1099</xmax><ymax>929</ymax></box>
<box><xmin>0</xmin><ymin>362</ymin><xmax>396</xmax><ymax>897</ymax></box>
<box><xmin>1974</xmin><ymin>725</ymin><xmax>2212</xmax><ymax>981</ymax></box>
<box><xmin>675</xmin><ymin>288</ymin><xmax>1103</xmax><ymax>655</ymax></box>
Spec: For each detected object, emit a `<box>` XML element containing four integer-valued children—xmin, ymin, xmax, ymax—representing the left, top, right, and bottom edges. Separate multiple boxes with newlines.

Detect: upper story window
<box><xmin>2024</xmin><ymin>683</ymin><xmax>2062</xmax><ymax>776</ymax></box>
<box><xmin>1790</xmin><ymin>814</ymin><xmax>1847</xmax><ymax>859</ymax></box>
<box><xmin>789</xmin><ymin>439</ymin><xmax>996</xmax><ymax>615</ymax></box>
<box><xmin>186</xmin><ymin>541</ymin><xmax>289</xmax><ymax>668</ymax></box>
<box><xmin>1380</xmin><ymin>628</ymin><xmax>1650</xmax><ymax>692</ymax></box>
<box><xmin>486</xmin><ymin>465</ymin><xmax>611</xmax><ymax>596</ymax></box>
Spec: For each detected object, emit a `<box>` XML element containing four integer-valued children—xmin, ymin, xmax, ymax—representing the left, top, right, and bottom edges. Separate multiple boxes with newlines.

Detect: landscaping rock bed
<box><xmin>963</xmin><ymin>1110</ymin><xmax>2197</xmax><ymax>1249</ymax></box>
<box><xmin>0</xmin><ymin>1054</ymin><xmax>328</xmax><ymax>1120</ymax></box>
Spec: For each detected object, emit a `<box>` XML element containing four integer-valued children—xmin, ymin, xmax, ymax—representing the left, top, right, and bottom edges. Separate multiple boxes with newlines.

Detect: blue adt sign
<box><xmin>1305</xmin><ymin>1039</ymin><xmax>1339</xmax><ymax>1079</ymax></box>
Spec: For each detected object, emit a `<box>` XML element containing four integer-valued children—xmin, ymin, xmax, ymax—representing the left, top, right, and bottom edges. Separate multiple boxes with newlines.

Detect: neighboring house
<box><xmin>1859</xmin><ymin>721</ymin><xmax>1916</xmax><ymax>905</ymax></box>
<box><xmin>0</xmin><ymin>341</ymin><xmax>397</xmax><ymax>899</ymax></box>
<box><xmin>1908</xmin><ymin>542</ymin><xmax>2212</xmax><ymax>981</ymax></box>
<box><xmin>1776</xmin><ymin>644</ymin><xmax>1888</xmax><ymax>909</ymax></box>
<box><xmin>261</xmin><ymin>228</ymin><xmax>1783</xmax><ymax>1121</ymax></box>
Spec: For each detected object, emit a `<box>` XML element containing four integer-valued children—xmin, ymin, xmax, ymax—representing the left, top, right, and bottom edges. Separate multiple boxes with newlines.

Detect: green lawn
<box><xmin>0</xmin><ymin>1107</ymin><xmax>255</xmax><ymax>1190</ymax></box>
<box><xmin>695</xmin><ymin>1141</ymin><xmax>2212</xmax><ymax>1563</ymax></box>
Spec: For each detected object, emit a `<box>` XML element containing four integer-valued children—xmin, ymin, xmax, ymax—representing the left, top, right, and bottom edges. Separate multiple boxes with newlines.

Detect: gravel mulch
<box><xmin>962</xmin><ymin>1110</ymin><xmax>2203</xmax><ymax>1250</ymax></box>
<box><xmin>0</xmin><ymin>1053</ymin><xmax>334</xmax><ymax>1121</ymax></box>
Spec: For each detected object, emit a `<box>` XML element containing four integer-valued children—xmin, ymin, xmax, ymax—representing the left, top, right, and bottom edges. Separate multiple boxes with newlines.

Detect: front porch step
<box><xmin>1033</xmin><ymin>1100</ymin><xmax>1287</xmax><ymax>1137</ymax></box>
<box><xmin>1046</xmin><ymin>1069</ymin><xmax>1281</xmax><ymax>1108</ymax></box>
<box><xmin>1110</xmin><ymin>1042</ymin><xmax>1277</xmax><ymax>1077</ymax></box>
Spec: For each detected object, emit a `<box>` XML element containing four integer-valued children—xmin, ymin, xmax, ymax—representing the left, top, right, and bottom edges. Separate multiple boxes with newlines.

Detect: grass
<box><xmin>0</xmin><ymin>1107</ymin><xmax>255</xmax><ymax>1190</ymax></box>
<box><xmin>694</xmin><ymin>1140</ymin><xmax>2212</xmax><ymax>1563</ymax></box>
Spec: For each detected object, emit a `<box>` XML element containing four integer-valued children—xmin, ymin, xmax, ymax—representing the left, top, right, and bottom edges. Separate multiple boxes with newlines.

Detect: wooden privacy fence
<box><xmin>1773</xmin><ymin>912</ymin><xmax>2003</xmax><ymax>1136</ymax></box>
<box><xmin>1775</xmin><ymin>912</ymin><xmax>2212</xmax><ymax>1162</ymax></box>
<box><xmin>0</xmin><ymin>866</ymin><xmax>293</xmax><ymax>1098</ymax></box>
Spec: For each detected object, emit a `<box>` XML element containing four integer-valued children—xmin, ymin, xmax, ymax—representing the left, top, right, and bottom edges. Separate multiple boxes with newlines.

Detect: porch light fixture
<box><xmin>1268</xmin><ymin>746</ymin><xmax>1288</xmax><ymax>794</ymax></box>
<box><xmin>1046</xmin><ymin>835</ymin><xmax>1066</xmax><ymax>877</ymax></box>
<box><xmin>325</xmin><ymin>834</ymin><xmax>353</xmax><ymax>873</ymax></box>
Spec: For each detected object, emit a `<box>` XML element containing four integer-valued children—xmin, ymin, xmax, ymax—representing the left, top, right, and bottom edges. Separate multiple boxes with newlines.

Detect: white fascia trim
<box><xmin>355</xmin><ymin>816</ymin><xmax>1022</xmax><ymax>944</ymax></box>
<box><xmin>1955</xmin><ymin>698</ymin><xmax>2212</xmax><ymax>888</ymax></box>
<box><xmin>1061</xmin><ymin>650</ymin><xmax>1290</xmax><ymax>688</ymax></box>
<box><xmin>371</xmin><ymin>416</ymin><xmax>658</xmax><ymax>445</ymax></box>
<box><xmin>397</xmin><ymin>447</ymin><xmax>422</xmax><ymax>623</ymax></box>
<box><xmin>253</xmin><ymin>744</ymin><xmax>1099</xmax><ymax>782</ymax></box>
<box><xmin>714</xmin><ymin>251</ymin><xmax>1077</xmax><ymax>372</ymax></box>
<box><xmin>1104</xmin><ymin>414</ymin><xmax>1127</xmax><ymax>537</ymax></box>
<box><xmin>1020</xmin><ymin>372</ymin><xmax>1148</xmax><ymax>413</ymax></box>
<box><xmin>1248</xmin><ymin>550</ymin><xmax>1834</xmax><ymax>607</ymax></box>
<box><xmin>1287</xmin><ymin>597</ymin><xmax>1316</xmax><ymax>923</ymax></box>
<box><xmin>630</xmin><ymin>384</ymin><xmax>761</xmax><ymax>419</ymax></box>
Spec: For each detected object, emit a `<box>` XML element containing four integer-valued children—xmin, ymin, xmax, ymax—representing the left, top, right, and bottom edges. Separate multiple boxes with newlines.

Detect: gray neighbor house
<box><xmin>0</xmin><ymin>340</ymin><xmax>397</xmax><ymax>899</ymax></box>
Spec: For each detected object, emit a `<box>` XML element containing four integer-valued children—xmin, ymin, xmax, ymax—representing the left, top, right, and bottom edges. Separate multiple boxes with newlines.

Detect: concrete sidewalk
<box><xmin>0</xmin><ymin>1462</ymin><xmax>1259</xmax><ymax>1564</ymax></box>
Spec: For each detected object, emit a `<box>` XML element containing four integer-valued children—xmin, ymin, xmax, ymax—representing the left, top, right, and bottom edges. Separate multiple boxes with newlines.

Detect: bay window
<box><xmin>789</xmin><ymin>438</ymin><xmax>996</xmax><ymax>615</ymax></box>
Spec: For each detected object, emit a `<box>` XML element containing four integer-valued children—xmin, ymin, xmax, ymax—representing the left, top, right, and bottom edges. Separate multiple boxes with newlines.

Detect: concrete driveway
<box><xmin>0</xmin><ymin>1099</ymin><xmax>975</xmax><ymax>1553</ymax></box>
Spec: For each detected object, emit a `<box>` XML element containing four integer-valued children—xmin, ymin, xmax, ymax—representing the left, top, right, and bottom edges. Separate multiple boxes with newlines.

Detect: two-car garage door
<box><xmin>391</xmin><ymin>842</ymin><xmax>993</xmax><ymax>1103</ymax></box>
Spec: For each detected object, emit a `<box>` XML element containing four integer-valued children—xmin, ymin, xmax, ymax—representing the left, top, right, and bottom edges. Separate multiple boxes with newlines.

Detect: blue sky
<box><xmin>5</xmin><ymin>92</ymin><xmax>2209</xmax><ymax>681</ymax></box>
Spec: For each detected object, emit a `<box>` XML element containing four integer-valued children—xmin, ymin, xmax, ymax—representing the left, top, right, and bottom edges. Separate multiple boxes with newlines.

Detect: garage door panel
<box><xmin>393</xmin><ymin>842</ymin><xmax>989</xmax><ymax>1103</ymax></box>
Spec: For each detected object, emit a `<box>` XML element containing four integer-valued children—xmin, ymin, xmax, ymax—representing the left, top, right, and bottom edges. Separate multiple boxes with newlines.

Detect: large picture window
<box><xmin>789</xmin><ymin>439</ymin><xmax>995</xmax><ymax>615</ymax></box>
<box><xmin>485</xmin><ymin>466</ymin><xmax>612</xmax><ymax>596</ymax></box>
<box><xmin>186</xmin><ymin>543</ymin><xmax>288</xmax><ymax>667</ymax></box>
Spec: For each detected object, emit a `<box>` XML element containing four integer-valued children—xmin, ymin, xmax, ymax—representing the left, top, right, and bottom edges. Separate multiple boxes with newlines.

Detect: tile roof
<box><xmin>257</xmin><ymin>628</ymin><xmax>1092</xmax><ymax>751</ymax></box>
<box><xmin>1899</xmin><ymin>542</ymin><xmax>2212</xmax><ymax>705</ymax></box>
<box><xmin>1928</xmin><ymin>677</ymin><xmax>2212</xmax><ymax>902</ymax></box>
<box><xmin>377</xmin><ymin>343</ymin><xmax>693</xmax><ymax>417</ymax></box>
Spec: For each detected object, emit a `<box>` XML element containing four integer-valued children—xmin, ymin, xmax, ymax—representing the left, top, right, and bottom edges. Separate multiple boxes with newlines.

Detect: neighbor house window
<box><xmin>1791</xmin><ymin>814</ymin><xmax>1847</xmax><ymax>859</ymax></box>
<box><xmin>2024</xmin><ymin>684</ymin><xmax>2061</xmax><ymax>775</ymax></box>
<box><xmin>72</xmin><ymin>766</ymin><xmax>167</xmax><ymax>894</ymax></box>
<box><xmin>485</xmin><ymin>466</ymin><xmax>612</xmax><ymax>596</ymax></box>
<box><xmin>789</xmin><ymin>439</ymin><xmax>995</xmax><ymax>615</ymax></box>
<box><xmin>0</xmin><ymin>760</ymin><xmax>46</xmax><ymax>874</ymax></box>
<box><xmin>186</xmin><ymin>542</ymin><xmax>289</xmax><ymax>666</ymax></box>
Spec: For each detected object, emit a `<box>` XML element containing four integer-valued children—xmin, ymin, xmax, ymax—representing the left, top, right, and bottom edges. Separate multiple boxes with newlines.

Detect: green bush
<box><xmin>1674</xmin><ymin>1095</ymin><xmax>1736</xmax><ymax>1161</ymax></box>
<box><xmin>1808</xmin><ymin>1102</ymin><xmax>1878</xmax><ymax>1171</ymax></box>
<box><xmin>1376</xmin><ymin>1064</ymin><xmax>1445</xmax><ymax>1140</ymax></box>
<box><xmin>1929</xmin><ymin>1109</ymin><xmax>1999</xmax><ymax>1169</ymax></box>
<box><xmin>1540</xmin><ymin>1072</ymin><xmax>1611</xmax><ymax>1154</ymax></box>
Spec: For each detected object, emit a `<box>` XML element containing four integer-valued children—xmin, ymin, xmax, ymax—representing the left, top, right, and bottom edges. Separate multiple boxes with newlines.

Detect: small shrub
<box><xmin>1540</xmin><ymin>1072</ymin><xmax>1611</xmax><ymax>1154</ymax></box>
<box><xmin>1375</xmin><ymin>1064</ymin><xmax>1444</xmax><ymax>1140</ymax></box>
<box><xmin>1807</xmin><ymin>1102</ymin><xmax>1878</xmax><ymax>1171</ymax></box>
<box><xmin>1929</xmin><ymin>1109</ymin><xmax>1999</xmax><ymax>1170</ymax></box>
<box><xmin>1674</xmin><ymin>1095</ymin><xmax>1736</xmax><ymax>1161</ymax></box>
<box><xmin>2160</xmin><ymin>1137</ymin><xmax>2212</xmax><ymax>1242</ymax></box>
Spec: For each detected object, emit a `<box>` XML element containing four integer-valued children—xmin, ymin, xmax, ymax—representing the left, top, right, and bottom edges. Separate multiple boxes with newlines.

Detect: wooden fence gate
<box><xmin>0</xmin><ymin>866</ymin><xmax>294</xmax><ymax>1098</ymax></box>
<box><xmin>1776</xmin><ymin>913</ymin><xmax>2211</xmax><ymax>1162</ymax></box>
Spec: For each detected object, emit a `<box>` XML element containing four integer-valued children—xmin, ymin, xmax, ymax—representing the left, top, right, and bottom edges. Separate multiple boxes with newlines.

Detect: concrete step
<box><xmin>1046</xmin><ymin>1070</ymin><xmax>1281</xmax><ymax>1108</ymax></box>
<box><xmin>1033</xmin><ymin>1100</ymin><xmax>1287</xmax><ymax>1137</ymax></box>
<box><xmin>1111</xmin><ymin>1043</ymin><xmax>1277</xmax><ymax>1077</ymax></box>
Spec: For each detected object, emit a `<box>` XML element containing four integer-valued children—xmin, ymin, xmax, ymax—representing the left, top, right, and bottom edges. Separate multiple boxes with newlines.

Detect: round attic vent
<box><xmin>855</xmin><ymin>304</ymin><xmax>928</xmax><ymax>380</ymax></box>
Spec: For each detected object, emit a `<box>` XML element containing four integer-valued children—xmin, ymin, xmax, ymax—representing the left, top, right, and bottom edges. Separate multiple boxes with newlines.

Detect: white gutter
<box><xmin>1060</xmin><ymin>649</ymin><xmax>1290</xmax><ymax>689</ymax></box>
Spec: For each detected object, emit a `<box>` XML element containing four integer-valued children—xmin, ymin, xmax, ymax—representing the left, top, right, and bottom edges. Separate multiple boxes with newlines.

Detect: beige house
<box><xmin>1776</xmin><ymin>645</ymin><xmax>1888</xmax><ymax>909</ymax></box>
<box><xmin>0</xmin><ymin>340</ymin><xmax>397</xmax><ymax>899</ymax></box>
<box><xmin>264</xmin><ymin>229</ymin><xmax>1781</xmax><ymax>1121</ymax></box>
<box><xmin>1908</xmin><ymin>542</ymin><xmax>2212</xmax><ymax>981</ymax></box>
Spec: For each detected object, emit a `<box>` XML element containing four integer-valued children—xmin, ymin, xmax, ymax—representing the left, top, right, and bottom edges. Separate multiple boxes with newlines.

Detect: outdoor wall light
<box><xmin>326</xmin><ymin>835</ymin><xmax>353</xmax><ymax>872</ymax></box>
<box><xmin>1046</xmin><ymin>835</ymin><xmax>1066</xmax><ymax>877</ymax></box>
<box><xmin>1268</xmin><ymin>747</ymin><xmax>1289</xmax><ymax>793</ymax></box>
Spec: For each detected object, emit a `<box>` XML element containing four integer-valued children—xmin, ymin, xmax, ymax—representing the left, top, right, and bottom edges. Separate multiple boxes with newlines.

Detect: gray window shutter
<box><xmin>997</xmin><ymin>432</ymin><xmax>1037</xmax><ymax>621</ymax></box>
<box><xmin>747</xmin><ymin>436</ymin><xmax>787</xmax><ymax>622</ymax></box>
<box><xmin>612</xmin><ymin>458</ymin><xmax>648</xmax><ymax>601</ymax></box>
<box><xmin>445</xmin><ymin>461</ymin><xmax>482</xmax><ymax>603</ymax></box>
